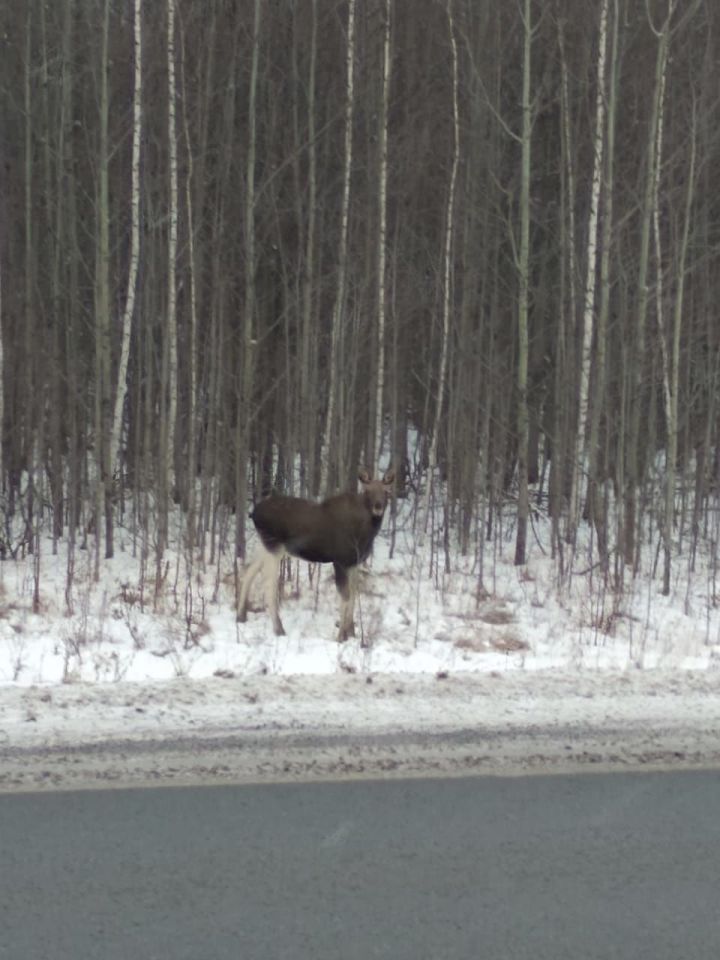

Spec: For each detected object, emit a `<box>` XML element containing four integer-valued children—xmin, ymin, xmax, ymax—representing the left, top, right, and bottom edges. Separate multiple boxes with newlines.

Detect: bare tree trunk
<box><xmin>24</xmin><ymin>6</ymin><xmax>37</xmax><ymax>556</ymax></box>
<box><xmin>374</xmin><ymin>0</ymin><xmax>392</xmax><ymax>471</ymax></box>
<box><xmin>0</xmin><ymin>244</ymin><xmax>3</xmax><ymax>485</ymax></box>
<box><xmin>156</xmin><ymin>0</ymin><xmax>179</xmax><ymax>582</ymax></box>
<box><xmin>514</xmin><ymin>0</ymin><xmax>532</xmax><ymax>567</ymax></box>
<box><xmin>39</xmin><ymin>2</ymin><xmax>64</xmax><ymax>551</ymax></box>
<box><xmin>661</xmin><ymin>94</ymin><xmax>696</xmax><ymax>594</ymax></box>
<box><xmin>557</xmin><ymin>9</ymin><xmax>578</xmax><ymax>378</ymax></box>
<box><xmin>110</xmin><ymin>0</ymin><xmax>142</xmax><ymax>482</ymax></box>
<box><xmin>320</xmin><ymin>0</ymin><xmax>356</xmax><ymax>494</ymax></box>
<box><xmin>552</xmin><ymin>11</ymin><xmax>573</xmax><ymax>558</ymax></box>
<box><xmin>567</xmin><ymin>0</ymin><xmax>609</xmax><ymax>545</ymax></box>
<box><xmin>588</xmin><ymin>0</ymin><xmax>620</xmax><ymax>571</ymax></box>
<box><xmin>95</xmin><ymin>0</ymin><xmax>112</xmax><ymax>568</ymax></box>
<box><xmin>651</xmin><ymin>2</ymin><xmax>671</xmax><ymax>590</ymax></box>
<box><xmin>235</xmin><ymin>0</ymin><xmax>261</xmax><ymax>561</ymax></box>
<box><xmin>624</xmin><ymin>0</ymin><xmax>672</xmax><ymax>569</ymax></box>
<box><xmin>59</xmin><ymin>0</ymin><xmax>79</xmax><ymax>605</ymax></box>
<box><xmin>179</xmin><ymin>6</ymin><xmax>198</xmax><ymax>551</ymax></box>
<box><xmin>418</xmin><ymin>0</ymin><xmax>459</xmax><ymax>553</ymax></box>
<box><xmin>299</xmin><ymin>0</ymin><xmax>318</xmax><ymax>495</ymax></box>
<box><xmin>166</xmin><ymin>0</ymin><xmax>179</xmax><ymax>488</ymax></box>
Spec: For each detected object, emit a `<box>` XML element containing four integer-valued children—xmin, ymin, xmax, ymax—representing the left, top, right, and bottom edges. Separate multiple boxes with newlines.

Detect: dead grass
<box><xmin>453</xmin><ymin>635</ymin><xmax>491</xmax><ymax>653</ymax></box>
<box><xmin>478</xmin><ymin>606</ymin><xmax>515</xmax><ymax>626</ymax></box>
<box><xmin>454</xmin><ymin>628</ymin><xmax>529</xmax><ymax>654</ymax></box>
<box><xmin>490</xmin><ymin>633</ymin><xmax>529</xmax><ymax>653</ymax></box>
<box><xmin>448</xmin><ymin>601</ymin><xmax>516</xmax><ymax>626</ymax></box>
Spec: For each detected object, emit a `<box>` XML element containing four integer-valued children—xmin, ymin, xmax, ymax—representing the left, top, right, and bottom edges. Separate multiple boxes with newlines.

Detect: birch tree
<box><xmin>650</xmin><ymin>0</ymin><xmax>672</xmax><ymax>590</ymax></box>
<box><xmin>567</xmin><ymin>0</ymin><xmax>609</xmax><ymax>547</ymax></box>
<box><xmin>166</xmin><ymin>0</ymin><xmax>179</xmax><ymax>487</ymax></box>
<box><xmin>155</xmin><ymin>0</ymin><xmax>179</xmax><ymax>584</ymax></box>
<box><xmin>554</xmin><ymin>9</ymin><xmax>579</xmax><ymax>556</ymax></box>
<box><xmin>588</xmin><ymin>0</ymin><xmax>620</xmax><ymax>568</ymax></box>
<box><xmin>110</xmin><ymin>0</ymin><xmax>142</xmax><ymax>482</ymax></box>
<box><xmin>299</xmin><ymin>0</ymin><xmax>318</xmax><ymax>495</ymax></box>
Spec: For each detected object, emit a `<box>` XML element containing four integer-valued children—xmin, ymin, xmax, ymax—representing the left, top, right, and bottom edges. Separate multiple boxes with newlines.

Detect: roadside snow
<box><xmin>3</xmin><ymin>668</ymin><xmax>720</xmax><ymax>750</ymax></box>
<box><xmin>1</xmin><ymin>514</ymin><xmax>718</xmax><ymax>688</ymax></box>
<box><xmin>2</xmin><ymin>669</ymin><xmax>719</xmax><ymax>791</ymax></box>
<box><xmin>1</xmin><ymin>504</ymin><xmax>719</xmax><ymax>788</ymax></box>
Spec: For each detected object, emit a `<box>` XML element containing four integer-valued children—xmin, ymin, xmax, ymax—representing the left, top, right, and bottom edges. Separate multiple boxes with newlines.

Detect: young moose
<box><xmin>237</xmin><ymin>469</ymin><xmax>395</xmax><ymax>642</ymax></box>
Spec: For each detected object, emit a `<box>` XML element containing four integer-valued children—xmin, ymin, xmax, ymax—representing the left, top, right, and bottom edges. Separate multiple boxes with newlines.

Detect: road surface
<box><xmin>2</xmin><ymin>770</ymin><xmax>719</xmax><ymax>959</ymax></box>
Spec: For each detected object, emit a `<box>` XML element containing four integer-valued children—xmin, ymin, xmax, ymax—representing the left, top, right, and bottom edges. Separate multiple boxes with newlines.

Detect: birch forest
<box><xmin>1</xmin><ymin>0</ymin><xmax>719</xmax><ymax>606</ymax></box>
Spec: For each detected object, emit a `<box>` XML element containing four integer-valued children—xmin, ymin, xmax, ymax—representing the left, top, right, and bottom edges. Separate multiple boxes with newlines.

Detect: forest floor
<box><xmin>1</xmin><ymin>505</ymin><xmax>719</xmax><ymax>790</ymax></box>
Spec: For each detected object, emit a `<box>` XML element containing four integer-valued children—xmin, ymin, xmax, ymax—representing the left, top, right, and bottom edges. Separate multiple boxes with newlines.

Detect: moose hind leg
<box><xmin>237</xmin><ymin>552</ymin><xmax>265</xmax><ymax>623</ymax></box>
<box><xmin>262</xmin><ymin>546</ymin><xmax>286</xmax><ymax>636</ymax></box>
<box><xmin>334</xmin><ymin>563</ymin><xmax>357</xmax><ymax>642</ymax></box>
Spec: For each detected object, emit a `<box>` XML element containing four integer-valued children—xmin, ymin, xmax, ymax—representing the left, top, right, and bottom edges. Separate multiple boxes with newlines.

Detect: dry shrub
<box><xmin>491</xmin><ymin>632</ymin><xmax>529</xmax><ymax>653</ymax></box>
<box><xmin>454</xmin><ymin>635</ymin><xmax>491</xmax><ymax>653</ymax></box>
<box><xmin>477</xmin><ymin>603</ymin><xmax>515</xmax><ymax>625</ymax></box>
<box><xmin>454</xmin><ymin>629</ymin><xmax>529</xmax><ymax>654</ymax></box>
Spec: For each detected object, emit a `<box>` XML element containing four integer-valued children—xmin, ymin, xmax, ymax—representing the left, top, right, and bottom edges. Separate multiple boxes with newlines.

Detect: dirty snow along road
<box><xmin>2</xmin><ymin>669</ymin><xmax>720</xmax><ymax>792</ymax></box>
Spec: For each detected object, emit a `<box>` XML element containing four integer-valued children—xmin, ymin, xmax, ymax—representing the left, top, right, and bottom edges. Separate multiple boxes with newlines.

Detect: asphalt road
<box><xmin>2</xmin><ymin>771</ymin><xmax>719</xmax><ymax>960</ymax></box>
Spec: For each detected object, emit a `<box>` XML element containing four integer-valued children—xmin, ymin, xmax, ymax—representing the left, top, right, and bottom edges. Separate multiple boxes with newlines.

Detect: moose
<box><xmin>237</xmin><ymin>469</ymin><xmax>395</xmax><ymax>642</ymax></box>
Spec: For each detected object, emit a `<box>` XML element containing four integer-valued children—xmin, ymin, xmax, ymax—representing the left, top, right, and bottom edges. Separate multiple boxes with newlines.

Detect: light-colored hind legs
<box><xmin>237</xmin><ymin>544</ymin><xmax>286</xmax><ymax>636</ymax></box>
<box><xmin>334</xmin><ymin>564</ymin><xmax>358</xmax><ymax>643</ymax></box>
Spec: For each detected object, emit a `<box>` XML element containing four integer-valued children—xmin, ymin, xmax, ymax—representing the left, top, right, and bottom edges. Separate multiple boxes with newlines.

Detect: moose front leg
<box><xmin>333</xmin><ymin>563</ymin><xmax>357</xmax><ymax>642</ymax></box>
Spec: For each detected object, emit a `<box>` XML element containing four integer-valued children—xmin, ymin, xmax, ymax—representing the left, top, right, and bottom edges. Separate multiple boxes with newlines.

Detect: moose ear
<box><xmin>358</xmin><ymin>469</ymin><xmax>371</xmax><ymax>485</ymax></box>
<box><xmin>382</xmin><ymin>469</ymin><xmax>395</xmax><ymax>486</ymax></box>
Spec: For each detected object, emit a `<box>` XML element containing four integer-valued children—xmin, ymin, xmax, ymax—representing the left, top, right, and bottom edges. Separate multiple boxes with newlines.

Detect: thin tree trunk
<box><xmin>95</xmin><ymin>0</ymin><xmax>112</xmax><ymax>568</ymax></box>
<box><xmin>374</xmin><ymin>0</ymin><xmax>392</xmax><ymax>471</ymax></box>
<box><xmin>557</xmin><ymin>9</ymin><xmax>578</xmax><ymax>370</ymax></box>
<box><xmin>235</xmin><ymin>0</ymin><xmax>261</xmax><ymax>560</ymax></box>
<box><xmin>514</xmin><ymin>0</ymin><xmax>532</xmax><ymax>567</ymax></box>
<box><xmin>418</xmin><ymin>0</ymin><xmax>459</xmax><ymax>554</ymax></box>
<box><xmin>661</xmin><ymin>96</ymin><xmax>696</xmax><ymax>595</ymax></box>
<box><xmin>110</xmin><ymin>0</ymin><xmax>142</xmax><ymax>482</ymax></box>
<box><xmin>320</xmin><ymin>0</ymin><xmax>356</xmax><ymax>494</ymax></box>
<box><xmin>40</xmin><ymin>2</ymin><xmax>65</xmax><ymax>550</ymax></box>
<box><xmin>166</xmin><ymin>0</ymin><xmax>179</xmax><ymax>489</ymax></box>
<box><xmin>179</xmin><ymin>6</ymin><xmax>198</xmax><ymax>551</ymax></box>
<box><xmin>24</xmin><ymin>6</ymin><xmax>36</xmax><ymax>555</ymax></box>
<box><xmin>567</xmin><ymin>0</ymin><xmax>609</xmax><ymax>545</ymax></box>
<box><xmin>588</xmin><ymin>0</ymin><xmax>620</xmax><ymax>571</ymax></box>
<box><xmin>624</xmin><ymin>0</ymin><xmax>672</xmax><ymax>568</ymax></box>
<box><xmin>299</xmin><ymin>0</ymin><xmax>318</xmax><ymax>495</ymax></box>
<box><xmin>0</xmin><ymin>244</ymin><xmax>3</xmax><ymax>486</ymax></box>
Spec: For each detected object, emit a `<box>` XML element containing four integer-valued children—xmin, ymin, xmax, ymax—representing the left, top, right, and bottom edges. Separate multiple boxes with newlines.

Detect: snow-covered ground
<box><xmin>1</xmin><ymin>500</ymin><xmax>719</xmax><ymax>789</ymax></box>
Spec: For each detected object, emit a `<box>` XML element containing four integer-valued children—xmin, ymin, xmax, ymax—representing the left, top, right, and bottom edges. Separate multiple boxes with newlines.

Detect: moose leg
<box><xmin>237</xmin><ymin>551</ymin><xmax>265</xmax><ymax>623</ymax></box>
<box><xmin>238</xmin><ymin>544</ymin><xmax>286</xmax><ymax>636</ymax></box>
<box><xmin>262</xmin><ymin>546</ymin><xmax>286</xmax><ymax>636</ymax></box>
<box><xmin>333</xmin><ymin>563</ymin><xmax>357</xmax><ymax>642</ymax></box>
